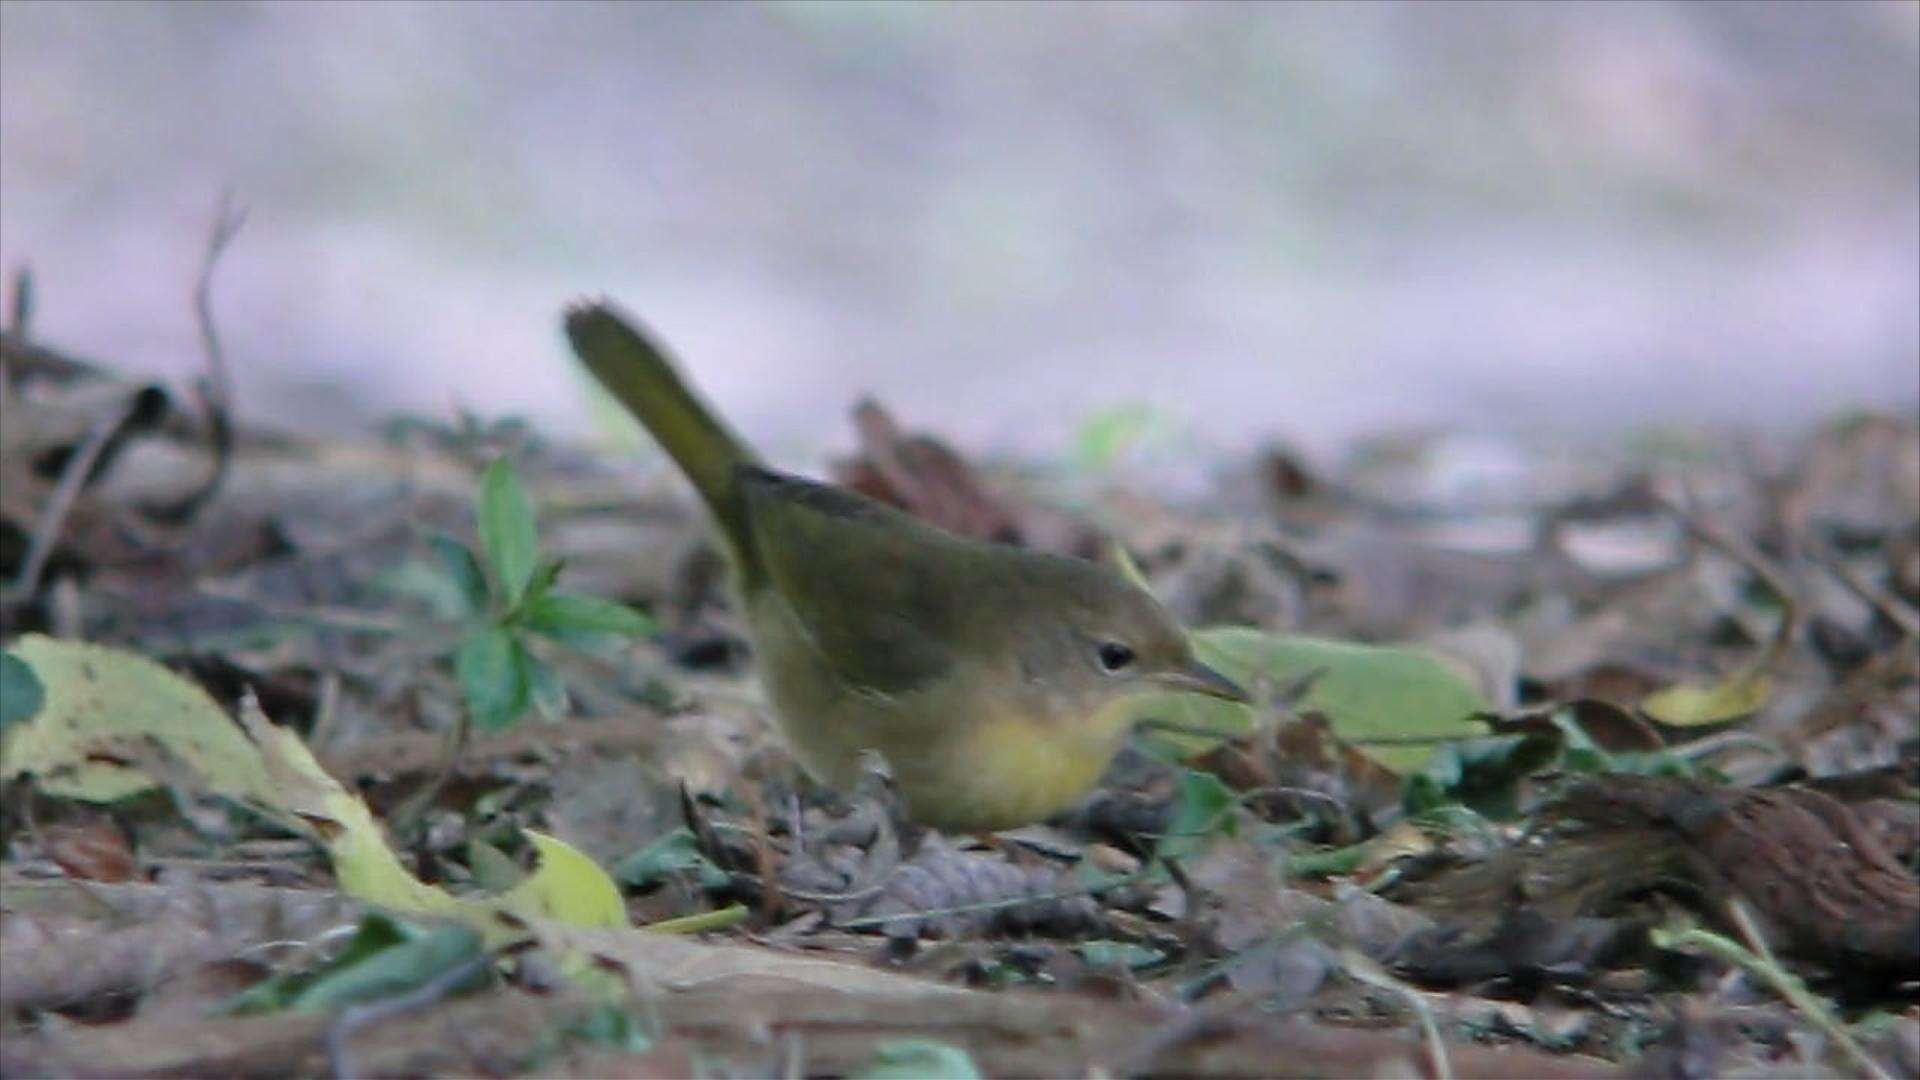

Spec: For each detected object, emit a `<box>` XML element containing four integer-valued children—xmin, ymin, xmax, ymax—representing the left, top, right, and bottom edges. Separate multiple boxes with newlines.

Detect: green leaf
<box><xmin>853</xmin><ymin>1039</ymin><xmax>982</xmax><ymax>1080</ymax></box>
<box><xmin>613</xmin><ymin>828</ymin><xmax>730</xmax><ymax>891</ymax></box>
<box><xmin>467</xmin><ymin>838</ymin><xmax>527</xmax><ymax>894</ymax></box>
<box><xmin>220</xmin><ymin>913</ymin><xmax>487</xmax><ymax>1016</ymax></box>
<box><xmin>456</xmin><ymin>627</ymin><xmax>530</xmax><ymax>731</ymax></box>
<box><xmin>288</xmin><ymin>918</ymin><xmax>485</xmax><ymax>1014</ymax></box>
<box><xmin>517</xmin><ymin>556</ymin><xmax>566</xmax><ymax>612</ymax></box>
<box><xmin>0</xmin><ymin>651</ymin><xmax>45</xmax><ymax>731</ymax></box>
<box><xmin>1401</xmin><ymin>733</ymin><xmax>1559</xmax><ymax>820</ymax></box>
<box><xmin>429</xmin><ymin>534</ymin><xmax>491</xmax><ymax>616</ymax></box>
<box><xmin>1133</xmin><ymin>630</ymin><xmax>1490</xmax><ymax>773</ymax></box>
<box><xmin>477</xmin><ymin>456</ymin><xmax>538</xmax><ymax>607</ymax></box>
<box><xmin>1551</xmin><ymin>710</ymin><xmax>1702</xmax><ymax>779</ymax></box>
<box><xmin>220</xmin><ymin>912</ymin><xmax>412</xmax><ymax>1014</ymax></box>
<box><xmin>1074</xmin><ymin>939</ymin><xmax>1167</xmax><ymax>971</ymax></box>
<box><xmin>523</xmin><ymin>593</ymin><xmax>656</xmax><ymax>639</ymax></box>
<box><xmin>526</xmin><ymin>653</ymin><xmax>568</xmax><ymax>720</ymax></box>
<box><xmin>496</xmin><ymin>831</ymin><xmax>630</xmax><ymax>926</ymax></box>
<box><xmin>1286</xmin><ymin>840</ymin><xmax>1374</xmax><ymax>878</ymax></box>
<box><xmin>1157</xmin><ymin>768</ymin><xmax>1237</xmax><ymax>861</ymax></box>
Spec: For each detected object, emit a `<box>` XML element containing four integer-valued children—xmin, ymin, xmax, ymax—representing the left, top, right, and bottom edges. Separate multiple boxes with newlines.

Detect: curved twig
<box><xmin>146</xmin><ymin>193</ymin><xmax>246</xmax><ymax>523</ymax></box>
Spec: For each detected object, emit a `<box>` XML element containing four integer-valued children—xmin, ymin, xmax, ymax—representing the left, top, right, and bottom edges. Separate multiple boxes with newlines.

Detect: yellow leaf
<box><xmin>1640</xmin><ymin>672</ymin><xmax>1770</xmax><ymax>727</ymax></box>
<box><xmin>1</xmin><ymin>635</ymin><xmax>275</xmax><ymax>803</ymax></box>
<box><xmin>6</xmin><ymin>636</ymin><xmax>629</xmax><ymax>949</ymax></box>
<box><xmin>499</xmin><ymin>832</ymin><xmax>629</xmax><ymax>927</ymax></box>
<box><xmin>233</xmin><ymin>694</ymin><xmax>626</xmax><ymax>944</ymax></box>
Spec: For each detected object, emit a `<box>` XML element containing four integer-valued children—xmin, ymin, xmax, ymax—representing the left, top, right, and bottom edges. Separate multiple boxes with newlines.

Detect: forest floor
<box><xmin>1</xmin><ymin>289</ymin><xmax>1916</xmax><ymax>1078</ymax></box>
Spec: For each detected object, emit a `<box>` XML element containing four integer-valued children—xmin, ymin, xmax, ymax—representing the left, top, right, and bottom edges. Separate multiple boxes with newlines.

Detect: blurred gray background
<box><xmin>2</xmin><ymin>0</ymin><xmax>1916</xmax><ymax>467</ymax></box>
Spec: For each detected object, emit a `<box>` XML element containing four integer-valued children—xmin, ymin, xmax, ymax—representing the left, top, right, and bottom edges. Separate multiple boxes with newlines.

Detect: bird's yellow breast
<box><xmin>749</xmin><ymin>589</ymin><xmax>1137</xmax><ymax>832</ymax></box>
<box><xmin>885</xmin><ymin>695</ymin><xmax>1137</xmax><ymax>832</ymax></box>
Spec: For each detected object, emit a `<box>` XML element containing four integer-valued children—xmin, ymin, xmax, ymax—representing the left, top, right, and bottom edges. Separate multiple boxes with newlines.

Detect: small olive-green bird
<box><xmin>565</xmin><ymin>302</ymin><xmax>1247</xmax><ymax>831</ymax></box>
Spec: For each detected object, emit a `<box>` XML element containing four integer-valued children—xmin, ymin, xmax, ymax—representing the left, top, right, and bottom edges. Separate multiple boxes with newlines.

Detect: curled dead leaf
<box><xmin>42</xmin><ymin>818</ymin><xmax>137</xmax><ymax>883</ymax></box>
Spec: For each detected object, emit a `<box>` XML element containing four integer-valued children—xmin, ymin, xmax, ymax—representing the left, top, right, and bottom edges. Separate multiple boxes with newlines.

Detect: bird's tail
<box><xmin>564</xmin><ymin>301</ymin><xmax>760</xmax><ymax>555</ymax></box>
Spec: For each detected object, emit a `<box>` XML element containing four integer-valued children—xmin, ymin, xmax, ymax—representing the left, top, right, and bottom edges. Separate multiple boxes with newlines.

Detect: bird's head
<box><xmin>1006</xmin><ymin>553</ymin><xmax>1247</xmax><ymax>734</ymax></box>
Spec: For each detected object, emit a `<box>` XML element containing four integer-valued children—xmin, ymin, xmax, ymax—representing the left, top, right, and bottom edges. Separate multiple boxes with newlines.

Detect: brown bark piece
<box><xmin>1552</xmin><ymin>776</ymin><xmax>1920</xmax><ymax>974</ymax></box>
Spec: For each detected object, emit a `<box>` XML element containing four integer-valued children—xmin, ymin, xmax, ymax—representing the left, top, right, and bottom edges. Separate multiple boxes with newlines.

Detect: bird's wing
<box><xmin>739</xmin><ymin>468</ymin><xmax>960</xmax><ymax>697</ymax></box>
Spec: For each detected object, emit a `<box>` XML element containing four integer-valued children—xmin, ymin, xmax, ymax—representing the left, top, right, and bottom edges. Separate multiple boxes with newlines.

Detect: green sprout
<box><xmin>437</xmin><ymin>457</ymin><xmax>655</xmax><ymax>731</ymax></box>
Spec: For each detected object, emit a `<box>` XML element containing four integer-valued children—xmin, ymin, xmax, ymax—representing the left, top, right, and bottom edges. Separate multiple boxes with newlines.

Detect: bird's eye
<box><xmin>1096</xmin><ymin>641</ymin><xmax>1136</xmax><ymax>672</ymax></box>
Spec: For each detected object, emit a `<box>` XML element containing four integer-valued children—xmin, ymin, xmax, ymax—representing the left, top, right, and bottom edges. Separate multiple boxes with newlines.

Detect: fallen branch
<box><xmin>1547</xmin><ymin>776</ymin><xmax>1920</xmax><ymax>974</ymax></box>
<box><xmin>0</xmin><ymin>875</ymin><xmax>364</xmax><ymax>1011</ymax></box>
<box><xmin>317</xmin><ymin>710</ymin><xmax>671</xmax><ymax>780</ymax></box>
<box><xmin>0</xmin><ymin>967</ymin><xmax>1620</xmax><ymax>1079</ymax></box>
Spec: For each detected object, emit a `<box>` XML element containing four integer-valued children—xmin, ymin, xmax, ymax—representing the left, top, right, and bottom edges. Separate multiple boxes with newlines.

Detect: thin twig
<box><xmin>8</xmin><ymin>265</ymin><xmax>31</xmax><ymax>336</ymax></box>
<box><xmin>194</xmin><ymin>193</ymin><xmax>244</xmax><ymax>425</ymax></box>
<box><xmin>6</xmin><ymin>392</ymin><xmax>144</xmax><ymax>604</ymax></box>
<box><xmin>776</xmin><ymin>880</ymin><xmax>895</xmax><ymax>905</ymax></box>
<box><xmin>390</xmin><ymin>709</ymin><xmax>471</xmax><ymax>840</ymax></box>
<box><xmin>308</xmin><ymin>670</ymin><xmax>344</xmax><ymax>756</ymax></box>
<box><xmin>149</xmin><ymin>193</ymin><xmax>246</xmax><ymax>522</ymax></box>
<box><xmin>1652</xmin><ymin>909</ymin><xmax>1891</xmax><ymax>1080</ymax></box>
<box><xmin>1728</xmin><ymin>900</ymin><xmax>1891</xmax><ymax>1080</ymax></box>
<box><xmin>235</xmin><ymin>921</ymin><xmax>363</xmax><ymax>968</ymax></box>
<box><xmin>1818</xmin><ymin>545</ymin><xmax>1920</xmax><ymax>639</ymax></box>
<box><xmin>1670</xmin><ymin>729</ymin><xmax>1789</xmax><ymax>766</ymax></box>
<box><xmin>0</xmin><ymin>329</ymin><xmax>105</xmax><ymax>380</ymax></box>
<box><xmin>1111</xmin><ymin>1001</ymin><xmax>1242</xmax><ymax>1077</ymax></box>
<box><xmin>645</xmin><ymin>903</ymin><xmax>751</xmax><ymax>935</ymax></box>
<box><xmin>1659</xmin><ymin>493</ymin><xmax>1800</xmax><ymax>678</ymax></box>
<box><xmin>190</xmin><ymin>581</ymin><xmax>442</xmax><ymax>635</ymax></box>
<box><xmin>1338</xmin><ymin>948</ymin><xmax>1452</xmax><ymax>1080</ymax></box>
<box><xmin>1236</xmin><ymin>785</ymin><xmax>1350</xmax><ymax>817</ymax></box>
<box><xmin>837</xmin><ymin>865</ymin><xmax>1147</xmax><ymax>931</ymax></box>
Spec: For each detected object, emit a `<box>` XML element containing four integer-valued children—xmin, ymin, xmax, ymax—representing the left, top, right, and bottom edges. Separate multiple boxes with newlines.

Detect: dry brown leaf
<box><xmin>41</xmin><ymin>817</ymin><xmax>137</xmax><ymax>883</ymax></box>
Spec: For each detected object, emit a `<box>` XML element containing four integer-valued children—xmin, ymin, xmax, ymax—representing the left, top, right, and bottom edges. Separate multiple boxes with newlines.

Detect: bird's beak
<box><xmin>1154</xmin><ymin>659</ymin><xmax>1250</xmax><ymax>703</ymax></box>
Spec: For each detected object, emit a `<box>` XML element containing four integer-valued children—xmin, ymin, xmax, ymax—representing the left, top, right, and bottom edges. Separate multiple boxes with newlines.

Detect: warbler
<box><xmin>565</xmin><ymin>302</ymin><xmax>1246</xmax><ymax>831</ymax></box>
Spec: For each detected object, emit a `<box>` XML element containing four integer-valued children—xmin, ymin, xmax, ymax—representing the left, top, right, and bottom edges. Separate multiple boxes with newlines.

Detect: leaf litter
<box><xmin>2</xmin><ymin>275</ymin><xmax>1916</xmax><ymax>1077</ymax></box>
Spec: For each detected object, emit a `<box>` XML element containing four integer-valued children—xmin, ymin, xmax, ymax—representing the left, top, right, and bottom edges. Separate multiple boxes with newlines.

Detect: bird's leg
<box><xmin>787</xmin><ymin>790</ymin><xmax>805</xmax><ymax>855</ymax></box>
<box><xmin>852</xmin><ymin>749</ymin><xmax>927</xmax><ymax>858</ymax></box>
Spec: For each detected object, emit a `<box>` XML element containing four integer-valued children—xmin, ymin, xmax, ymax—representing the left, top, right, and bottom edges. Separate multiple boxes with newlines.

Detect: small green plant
<box><xmin>219</xmin><ymin>912</ymin><xmax>488</xmax><ymax>1015</ymax></box>
<box><xmin>1154</xmin><ymin>766</ymin><xmax>1240</xmax><ymax>862</ymax></box>
<box><xmin>1397</xmin><ymin>706</ymin><xmax>1710</xmax><ymax>823</ymax></box>
<box><xmin>438</xmin><ymin>457</ymin><xmax>655</xmax><ymax>731</ymax></box>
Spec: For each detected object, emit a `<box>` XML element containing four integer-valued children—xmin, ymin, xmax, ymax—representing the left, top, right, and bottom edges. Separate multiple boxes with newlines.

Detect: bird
<box><xmin>564</xmin><ymin>302</ymin><xmax>1247</xmax><ymax>831</ymax></box>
